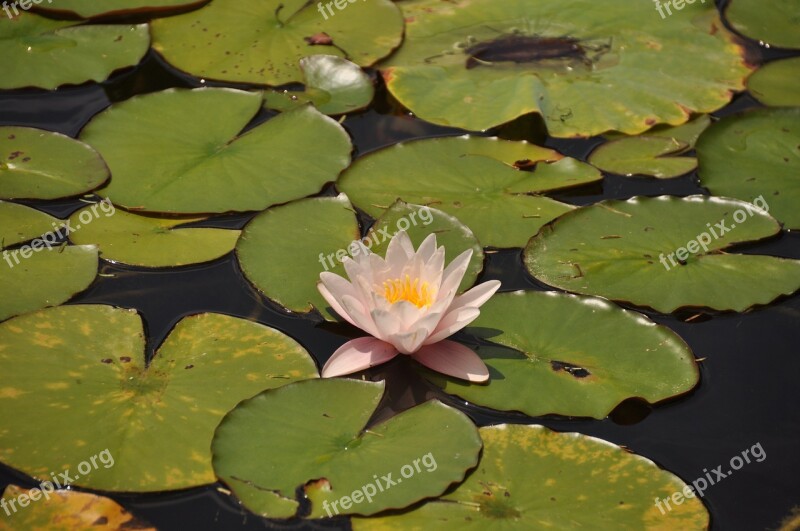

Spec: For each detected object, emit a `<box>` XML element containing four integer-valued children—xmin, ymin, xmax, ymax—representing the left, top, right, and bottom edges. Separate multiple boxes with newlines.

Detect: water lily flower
<box><xmin>318</xmin><ymin>231</ymin><xmax>501</xmax><ymax>382</ymax></box>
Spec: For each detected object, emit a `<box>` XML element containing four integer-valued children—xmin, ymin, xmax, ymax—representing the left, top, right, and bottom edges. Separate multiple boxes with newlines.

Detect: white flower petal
<box><xmin>416</xmin><ymin>233</ymin><xmax>438</xmax><ymax>262</ymax></box>
<box><xmin>341</xmin><ymin>294</ymin><xmax>382</xmax><ymax>339</ymax></box>
<box><xmin>317</xmin><ymin>282</ymin><xmax>358</xmax><ymax>327</ymax></box>
<box><xmin>386</xmin><ymin>328</ymin><xmax>431</xmax><ymax>354</ymax></box>
<box><xmin>440</xmin><ymin>249</ymin><xmax>473</xmax><ymax>293</ymax></box>
<box><xmin>385</xmin><ymin>230</ymin><xmax>415</xmax><ymax>272</ymax></box>
<box><xmin>321</xmin><ymin>337</ymin><xmax>399</xmax><ymax>378</ymax></box>
<box><xmin>424</xmin><ymin>306</ymin><xmax>480</xmax><ymax>345</ymax></box>
<box><xmin>448</xmin><ymin>280</ymin><xmax>502</xmax><ymax>312</ymax></box>
<box><xmin>412</xmin><ymin>340</ymin><xmax>489</xmax><ymax>382</ymax></box>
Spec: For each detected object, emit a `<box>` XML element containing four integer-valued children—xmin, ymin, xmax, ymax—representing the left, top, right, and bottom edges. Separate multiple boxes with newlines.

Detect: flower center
<box><xmin>382</xmin><ymin>275</ymin><xmax>434</xmax><ymax>308</ymax></box>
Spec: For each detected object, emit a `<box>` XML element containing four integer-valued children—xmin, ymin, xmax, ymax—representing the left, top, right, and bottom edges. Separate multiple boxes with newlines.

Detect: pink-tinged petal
<box><xmin>423</xmin><ymin>246</ymin><xmax>446</xmax><ymax>290</ymax></box>
<box><xmin>319</xmin><ymin>272</ymin><xmax>362</xmax><ymax>319</ymax></box>
<box><xmin>440</xmin><ymin>249</ymin><xmax>473</xmax><ymax>288</ymax></box>
<box><xmin>386</xmin><ymin>328</ymin><xmax>431</xmax><ymax>354</ymax></box>
<box><xmin>424</xmin><ymin>307</ymin><xmax>480</xmax><ymax>345</ymax></box>
<box><xmin>321</xmin><ymin>337</ymin><xmax>399</xmax><ymax>378</ymax></box>
<box><xmin>341</xmin><ymin>294</ymin><xmax>382</xmax><ymax>338</ymax></box>
<box><xmin>385</xmin><ymin>231</ymin><xmax>415</xmax><ymax>272</ymax></box>
<box><xmin>416</xmin><ymin>233</ymin><xmax>438</xmax><ymax>263</ymax></box>
<box><xmin>317</xmin><ymin>282</ymin><xmax>358</xmax><ymax>328</ymax></box>
<box><xmin>412</xmin><ymin>340</ymin><xmax>489</xmax><ymax>382</ymax></box>
<box><xmin>371</xmin><ymin>308</ymin><xmax>402</xmax><ymax>338</ymax></box>
<box><xmin>448</xmin><ymin>280</ymin><xmax>502</xmax><ymax>312</ymax></box>
<box><xmin>342</xmin><ymin>255</ymin><xmax>369</xmax><ymax>285</ymax></box>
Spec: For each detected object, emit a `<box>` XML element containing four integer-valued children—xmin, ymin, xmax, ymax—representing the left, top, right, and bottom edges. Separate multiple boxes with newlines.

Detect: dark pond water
<box><xmin>1</xmin><ymin>6</ymin><xmax>799</xmax><ymax>530</ymax></box>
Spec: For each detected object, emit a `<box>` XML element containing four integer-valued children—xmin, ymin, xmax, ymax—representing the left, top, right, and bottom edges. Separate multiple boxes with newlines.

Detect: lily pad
<box><xmin>0</xmin><ymin>246</ymin><xmax>98</xmax><ymax>322</ymax></box>
<box><xmin>264</xmin><ymin>55</ymin><xmax>374</xmax><ymax>115</ymax></box>
<box><xmin>151</xmin><ymin>0</ymin><xmax>404</xmax><ymax>86</ymax></box>
<box><xmin>603</xmin><ymin>115</ymin><xmax>711</xmax><ymax>146</ymax></box>
<box><xmin>589</xmin><ymin>137</ymin><xmax>696</xmax><ymax>179</ymax></box>
<box><xmin>237</xmin><ymin>194</ymin><xmax>360</xmax><ymax>319</ymax></box>
<box><xmin>0</xmin><ymin>305</ymin><xmax>318</xmax><ymax>491</ymax></box>
<box><xmin>697</xmin><ymin>107</ymin><xmax>800</xmax><ymax>229</ymax></box>
<box><xmin>424</xmin><ymin>291</ymin><xmax>699</xmax><ymax>418</ymax></box>
<box><xmin>354</xmin><ymin>424</ymin><xmax>709</xmax><ymax>530</ymax></box>
<box><xmin>212</xmin><ymin>379</ymin><xmax>482</xmax><ymax>519</ymax></box>
<box><xmin>338</xmin><ymin>136</ymin><xmax>601</xmax><ymax>248</ymax></box>
<box><xmin>81</xmin><ymin>89</ymin><xmax>352</xmax><ymax>214</ymax></box>
<box><xmin>0</xmin><ymin>485</ymin><xmax>155</xmax><ymax>531</ymax></box>
<box><xmin>0</xmin><ymin>202</ymin><xmax>57</xmax><ymax>249</ymax></box>
<box><xmin>366</xmin><ymin>201</ymin><xmax>485</xmax><ymax>293</ymax></box>
<box><xmin>68</xmin><ymin>205</ymin><xmax>241</xmax><ymax>267</ymax></box>
<box><xmin>525</xmin><ymin>195</ymin><xmax>800</xmax><ymax>313</ymax></box>
<box><xmin>0</xmin><ymin>127</ymin><xmax>109</xmax><ymax>200</ymax></box>
<box><xmin>0</xmin><ymin>14</ymin><xmax>149</xmax><ymax>90</ymax></box>
<box><xmin>725</xmin><ymin>0</ymin><xmax>800</xmax><ymax>49</ymax></box>
<box><xmin>747</xmin><ymin>58</ymin><xmax>800</xmax><ymax>107</ymax></box>
<box><xmin>379</xmin><ymin>0</ymin><xmax>750</xmax><ymax>137</ymax></box>
<box><xmin>35</xmin><ymin>0</ymin><xmax>209</xmax><ymax>19</ymax></box>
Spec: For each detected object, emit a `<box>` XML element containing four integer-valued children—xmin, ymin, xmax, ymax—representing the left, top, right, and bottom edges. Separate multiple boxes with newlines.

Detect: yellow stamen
<box><xmin>382</xmin><ymin>275</ymin><xmax>434</xmax><ymax>308</ymax></box>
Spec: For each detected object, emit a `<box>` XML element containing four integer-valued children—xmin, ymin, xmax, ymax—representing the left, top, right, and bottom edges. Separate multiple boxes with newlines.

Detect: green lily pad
<box><xmin>424</xmin><ymin>291</ymin><xmax>699</xmax><ymax>418</ymax></box>
<box><xmin>525</xmin><ymin>195</ymin><xmax>800</xmax><ymax>313</ymax></box>
<box><xmin>212</xmin><ymin>379</ymin><xmax>482</xmax><ymax>519</ymax></box>
<box><xmin>264</xmin><ymin>55</ymin><xmax>374</xmax><ymax>115</ymax></box>
<box><xmin>697</xmin><ymin>107</ymin><xmax>800</xmax><ymax>229</ymax></box>
<box><xmin>354</xmin><ymin>424</ymin><xmax>709</xmax><ymax>530</ymax></box>
<box><xmin>151</xmin><ymin>0</ymin><xmax>403</xmax><ymax>86</ymax></box>
<box><xmin>0</xmin><ymin>305</ymin><xmax>318</xmax><ymax>491</ymax></box>
<box><xmin>366</xmin><ymin>201</ymin><xmax>485</xmax><ymax>293</ymax></box>
<box><xmin>603</xmin><ymin>115</ymin><xmax>712</xmax><ymax>148</ymax></box>
<box><xmin>725</xmin><ymin>0</ymin><xmax>800</xmax><ymax>49</ymax></box>
<box><xmin>747</xmin><ymin>58</ymin><xmax>800</xmax><ymax>107</ymax></box>
<box><xmin>589</xmin><ymin>137</ymin><xmax>696</xmax><ymax>179</ymax></box>
<box><xmin>379</xmin><ymin>0</ymin><xmax>750</xmax><ymax>137</ymax></box>
<box><xmin>35</xmin><ymin>0</ymin><xmax>208</xmax><ymax>19</ymax></box>
<box><xmin>0</xmin><ymin>127</ymin><xmax>109</xmax><ymax>200</ymax></box>
<box><xmin>0</xmin><ymin>485</ymin><xmax>155</xmax><ymax>531</ymax></box>
<box><xmin>0</xmin><ymin>202</ymin><xmax>57</xmax><ymax>249</ymax></box>
<box><xmin>338</xmin><ymin>136</ymin><xmax>601</xmax><ymax>248</ymax></box>
<box><xmin>0</xmin><ymin>246</ymin><xmax>98</xmax><ymax>322</ymax></box>
<box><xmin>237</xmin><ymin>194</ymin><xmax>360</xmax><ymax>319</ymax></box>
<box><xmin>81</xmin><ymin>89</ymin><xmax>352</xmax><ymax>214</ymax></box>
<box><xmin>747</xmin><ymin>57</ymin><xmax>800</xmax><ymax>107</ymax></box>
<box><xmin>68</xmin><ymin>205</ymin><xmax>240</xmax><ymax>268</ymax></box>
<box><xmin>0</xmin><ymin>14</ymin><xmax>149</xmax><ymax>90</ymax></box>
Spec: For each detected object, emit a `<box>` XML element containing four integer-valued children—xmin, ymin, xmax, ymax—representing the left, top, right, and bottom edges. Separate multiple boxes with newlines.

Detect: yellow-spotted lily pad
<box><xmin>0</xmin><ymin>305</ymin><xmax>318</xmax><ymax>491</ymax></box>
<box><xmin>353</xmin><ymin>424</ymin><xmax>709</xmax><ymax>530</ymax></box>
<box><xmin>0</xmin><ymin>485</ymin><xmax>155</xmax><ymax>531</ymax></box>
